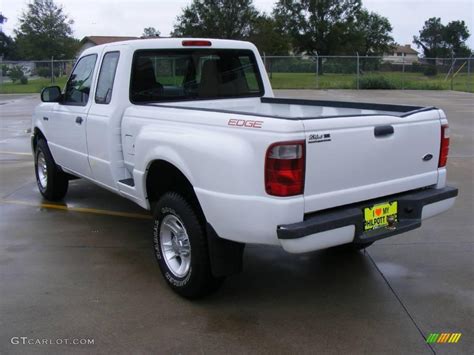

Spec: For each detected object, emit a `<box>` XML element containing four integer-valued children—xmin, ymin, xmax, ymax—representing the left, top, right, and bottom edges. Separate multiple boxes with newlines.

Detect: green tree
<box><xmin>14</xmin><ymin>0</ymin><xmax>78</xmax><ymax>59</ymax></box>
<box><xmin>414</xmin><ymin>17</ymin><xmax>471</xmax><ymax>58</ymax></box>
<box><xmin>353</xmin><ymin>10</ymin><xmax>394</xmax><ymax>56</ymax></box>
<box><xmin>274</xmin><ymin>0</ymin><xmax>362</xmax><ymax>56</ymax></box>
<box><xmin>0</xmin><ymin>32</ymin><xmax>18</xmax><ymax>59</ymax></box>
<box><xmin>172</xmin><ymin>0</ymin><xmax>259</xmax><ymax>39</ymax></box>
<box><xmin>8</xmin><ymin>65</ymin><xmax>25</xmax><ymax>83</ymax></box>
<box><xmin>443</xmin><ymin>20</ymin><xmax>471</xmax><ymax>57</ymax></box>
<box><xmin>142</xmin><ymin>27</ymin><xmax>160</xmax><ymax>38</ymax></box>
<box><xmin>249</xmin><ymin>15</ymin><xmax>290</xmax><ymax>55</ymax></box>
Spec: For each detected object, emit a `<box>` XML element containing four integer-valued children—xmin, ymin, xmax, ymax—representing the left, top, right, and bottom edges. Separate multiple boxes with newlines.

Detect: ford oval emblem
<box><xmin>422</xmin><ymin>153</ymin><xmax>433</xmax><ymax>161</ymax></box>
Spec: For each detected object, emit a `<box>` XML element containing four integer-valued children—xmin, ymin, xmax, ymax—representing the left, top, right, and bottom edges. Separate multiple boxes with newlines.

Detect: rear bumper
<box><xmin>277</xmin><ymin>186</ymin><xmax>458</xmax><ymax>253</ymax></box>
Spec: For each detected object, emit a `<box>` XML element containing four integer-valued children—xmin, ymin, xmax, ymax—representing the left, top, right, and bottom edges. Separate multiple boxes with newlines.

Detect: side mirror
<box><xmin>41</xmin><ymin>86</ymin><xmax>62</xmax><ymax>103</ymax></box>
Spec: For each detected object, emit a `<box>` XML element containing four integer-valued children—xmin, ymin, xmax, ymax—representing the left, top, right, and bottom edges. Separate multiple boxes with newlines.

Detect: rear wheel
<box><xmin>34</xmin><ymin>139</ymin><xmax>69</xmax><ymax>201</ymax></box>
<box><xmin>152</xmin><ymin>192</ymin><xmax>223</xmax><ymax>299</ymax></box>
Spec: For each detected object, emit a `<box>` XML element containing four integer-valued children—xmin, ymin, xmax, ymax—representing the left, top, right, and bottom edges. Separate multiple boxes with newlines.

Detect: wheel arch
<box><xmin>145</xmin><ymin>159</ymin><xmax>203</xmax><ymax>217</ymax></box>
<box><xmin>32</xmin><ymin>127</ymin><xmax>47</xmax><ymax>152</ymax></box>
<box><xmin>145</xmin><ymin>159</ymin><xmax>244</xmax><ymax>277</ymax></box>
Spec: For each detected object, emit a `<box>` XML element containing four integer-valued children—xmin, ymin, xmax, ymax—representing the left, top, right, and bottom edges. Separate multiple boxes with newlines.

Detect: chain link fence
<box><xmin>0</xmin><ymin>59</ymin><xmax>74</xmax><ymax>93</ymax></box>
<box><xmin>262</xmin><ymin>55</ymin><xmax>473</xmax><ymax>92</ymax></box>
<box><xmin>1</xmin><ymin>56</ymin><xmax>473</xmax><ymax>93</ymax></box>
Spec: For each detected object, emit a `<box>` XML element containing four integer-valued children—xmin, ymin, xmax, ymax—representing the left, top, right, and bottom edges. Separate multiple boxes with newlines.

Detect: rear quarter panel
<box><xmin>121</xmin><ymin>105</ymin><xmax>305</xmax><ymax>244</ymax></box>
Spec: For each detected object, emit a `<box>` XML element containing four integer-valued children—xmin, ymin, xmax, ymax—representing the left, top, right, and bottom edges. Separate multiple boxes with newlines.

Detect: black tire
<box><xmin>152</xmin><ymin>192</ymin><xmax>223</xmax><ymax>299</ymax></box>
<box><xmin>34</xmin><ymin>139</ymin><xmax>69</xmax><ymax>201</ymax></box>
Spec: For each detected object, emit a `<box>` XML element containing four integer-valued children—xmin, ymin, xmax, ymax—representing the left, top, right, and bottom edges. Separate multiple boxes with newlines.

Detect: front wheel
<box><xmin>152</xmin><ymin>192</ymin><xmax>223</xmax><ymax>299</ymax></box>
<box><xmin>34</xmin><ymin>139</ymin><xmax>69</xmax><ymax>201</ymax></box>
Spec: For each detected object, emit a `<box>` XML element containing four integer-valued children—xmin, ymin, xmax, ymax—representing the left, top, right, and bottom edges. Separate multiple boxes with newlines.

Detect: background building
<box><xmin>384</xmin><ymin>44</ymin><xmax>419</xmax><ymax>64</ymax></box>
<box><xmin>78</xmin><ymin>36</ymin><xmax>138</xmax><ymax>55</ymax></box>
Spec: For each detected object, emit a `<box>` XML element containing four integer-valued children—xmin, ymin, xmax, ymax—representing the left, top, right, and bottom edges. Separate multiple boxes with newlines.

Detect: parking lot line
<box><xmin>0</xmin><ymin>198</ymin><xmax>152</xmax><ymax>220</ymax></box>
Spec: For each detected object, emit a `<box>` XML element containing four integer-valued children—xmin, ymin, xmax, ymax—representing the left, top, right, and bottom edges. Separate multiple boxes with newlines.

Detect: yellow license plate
<box><xmin>364</xmin><ymin>201</ymin><xmax>398</xmax><ymax>231</ymax></box>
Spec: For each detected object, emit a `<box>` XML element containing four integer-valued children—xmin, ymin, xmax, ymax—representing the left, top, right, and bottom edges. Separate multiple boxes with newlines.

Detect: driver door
<box><xmin>47</xmin><ymin>54</ymin><xmax>98</xmax><ymax>178</ymax></box>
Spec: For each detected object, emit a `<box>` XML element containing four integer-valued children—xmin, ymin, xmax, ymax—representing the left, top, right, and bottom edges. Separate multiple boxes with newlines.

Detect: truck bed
<box><xmin>147</xmin><ymin>95</ymin><xmax>442</xmax><ymax>214</ymax></box>
<box><xmin>153</xmin><ymin>97</ymin><xmax>436</xmax><ymax>119</ymax></box>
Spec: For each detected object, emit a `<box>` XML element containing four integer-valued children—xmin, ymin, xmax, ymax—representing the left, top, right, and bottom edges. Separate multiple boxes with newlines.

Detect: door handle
<box><xmin>43</xmin><ymin>116</ymin><xmax>49</xmax><ymax>121</ymax></box>
<box><xmin>374</xmin><ymin>125</ymin><xmax>394</xmax><ymax>137</ymax></box>
<box><xmin>75</xmin><ymin>116</ymin><xmax>83</xmax><ymax>125</ymax></box>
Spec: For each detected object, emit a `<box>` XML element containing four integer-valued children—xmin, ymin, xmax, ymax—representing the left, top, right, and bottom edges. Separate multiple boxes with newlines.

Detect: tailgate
<box><xmin>303</xmin><ymin>111</ymin><xmax>441</xmax><ymax>213</ymax></box>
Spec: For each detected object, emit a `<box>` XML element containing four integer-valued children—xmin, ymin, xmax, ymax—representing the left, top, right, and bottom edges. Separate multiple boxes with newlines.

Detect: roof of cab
<box><xmin>80</xmin><ymin>37</ymin><xmax>258</xmax><ymax>56</ymax></box>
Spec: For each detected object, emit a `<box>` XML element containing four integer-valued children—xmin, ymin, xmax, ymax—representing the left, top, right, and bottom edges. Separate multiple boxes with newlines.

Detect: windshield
<box><xmin>130</xmin><ymin>49</ymin><xmax>264</xmax><ymax>103</ymax></box>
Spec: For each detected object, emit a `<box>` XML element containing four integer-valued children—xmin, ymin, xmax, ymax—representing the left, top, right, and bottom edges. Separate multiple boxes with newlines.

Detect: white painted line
<box><xmin>0</xmin><ymin>151</ymin><xmax>32</xmax><ymax>156</ymax></box>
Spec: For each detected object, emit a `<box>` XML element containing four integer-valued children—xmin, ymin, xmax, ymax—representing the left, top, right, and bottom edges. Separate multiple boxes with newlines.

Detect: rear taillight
<box><xmin>265</xmin><ymin>141</ymin><xmax>305</xmax><ymax>197</ymax></box>
<box><xmin>439</xmin><ymin>124</ymin><xmax>450</xmax><ymax>167</ymax></box>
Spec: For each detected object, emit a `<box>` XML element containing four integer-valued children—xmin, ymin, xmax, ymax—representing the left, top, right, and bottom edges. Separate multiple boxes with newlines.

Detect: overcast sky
<box><xmin>1</xmin><ymin>0</ymin><xmax>473</xmax><ymax>49</ymax></box>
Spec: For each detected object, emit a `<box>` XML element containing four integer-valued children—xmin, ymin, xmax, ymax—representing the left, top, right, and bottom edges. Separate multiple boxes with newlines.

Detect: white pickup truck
<box><xmin>32</xmin><ymin>38</ymin><xmax>458</xmax><ymax>298</ymax></box>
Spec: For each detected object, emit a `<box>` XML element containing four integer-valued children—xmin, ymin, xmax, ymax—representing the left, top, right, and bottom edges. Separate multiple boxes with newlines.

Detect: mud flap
<box><xmin>206</xmin><ymin>223</ymin><xmax>245</xmax><ymax>277</ymax></box>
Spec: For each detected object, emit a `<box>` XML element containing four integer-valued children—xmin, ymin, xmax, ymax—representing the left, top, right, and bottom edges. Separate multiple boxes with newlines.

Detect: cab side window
<box><xmin>63</xmin><ymin>54</ymin><xmax>97</xmax><ymax>105</ymax></box>
<box><xmin>95</xmin><ymin>51</ymin><xmax>120</xmax><ymax>104</ymax></box>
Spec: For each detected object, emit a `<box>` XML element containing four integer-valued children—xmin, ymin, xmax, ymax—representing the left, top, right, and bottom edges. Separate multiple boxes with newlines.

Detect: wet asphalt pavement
<box><xmin>0</xmin><ymin>90</ymin><xmax>472</xmax><ymax>354</ymax></box>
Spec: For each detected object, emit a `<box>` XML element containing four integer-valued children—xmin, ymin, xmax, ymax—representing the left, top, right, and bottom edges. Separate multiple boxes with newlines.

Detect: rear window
<box><xmin>95</xmin><ymin>51</ymin><xmax>120</xmax><ymax>104</ymax></box>
<box><xmin>130</xmin><ymin>49</ymin><xmax>264</xmax><ymax>103</ymax></box>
